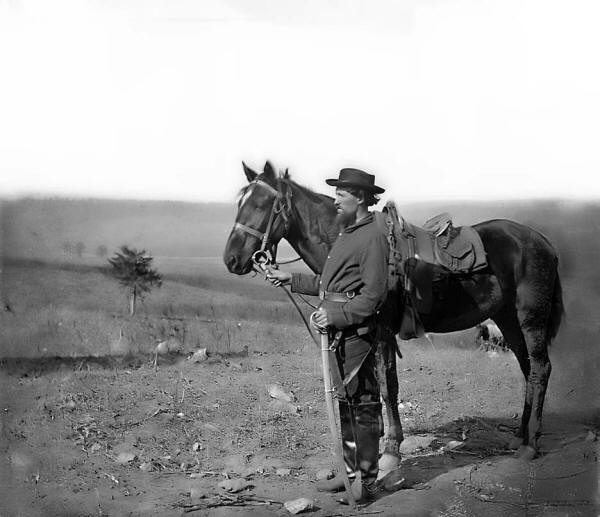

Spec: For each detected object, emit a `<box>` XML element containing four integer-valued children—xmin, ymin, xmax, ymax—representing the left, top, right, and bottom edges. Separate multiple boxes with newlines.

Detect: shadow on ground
<box><xmin>371</xmin><ymin>411</ymin><xmax>599</xmax><ymax>517</ymax></box>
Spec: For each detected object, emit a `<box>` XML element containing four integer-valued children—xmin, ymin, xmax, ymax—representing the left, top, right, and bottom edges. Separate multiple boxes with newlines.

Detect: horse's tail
<box><xmin>548</xmin><ymin>263</ymin><xmax>565</xmax><ymax>342</ymax></box>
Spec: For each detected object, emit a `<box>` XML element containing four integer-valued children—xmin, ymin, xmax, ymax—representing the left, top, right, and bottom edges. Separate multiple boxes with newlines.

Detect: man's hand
<box><xmin>312</xmin><ymin>306</ymin><xmax>330</xmax><ymax>328</ymax></box>
<box><xmin>265</xmin><ymin>269</ymin><xmax>292</xmax><ymax>287</ymax></box>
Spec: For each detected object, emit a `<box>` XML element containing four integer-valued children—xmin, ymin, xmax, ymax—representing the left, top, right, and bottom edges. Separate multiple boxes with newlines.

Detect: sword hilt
<box><xmin>310</xmin><ymin>311</ymin><xmax>328</xmax><ymax>334</ymax></box>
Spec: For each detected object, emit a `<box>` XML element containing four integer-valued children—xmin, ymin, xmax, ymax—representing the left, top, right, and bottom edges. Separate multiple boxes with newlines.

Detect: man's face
<box><xmin>334</xmin><ymin>188</ymin><xmax>361</xmax><ymax>226</ymax></box>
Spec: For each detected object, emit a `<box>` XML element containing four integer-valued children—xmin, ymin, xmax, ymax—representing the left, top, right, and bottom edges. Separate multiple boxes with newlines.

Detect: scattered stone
<box><xmin>190</xmin><ymin>348</ymin><xmax>208</xmax><ymax>362</ymax></box>
<box><xmin>89</xmin><ymin>443</ymin><xmax>102</xmax><ymax>453</ymax></box>
<box><xmin>276</xmin><ymin>468</ymin><xmax>292</xmax><ymax>477</ymax></box>
<box><xmin>139</xmin><ymin>462</ymin><xmax>153</xmax><ymax>472</ymax></box>
<box><xmin>316</xmin><ymin>468</ymin><xmax>333</xmax><ymax>481</ymax></box>
<box><xmin>442</xmin><ymin>440</ymin><xmax>464</xmax><ymax>452</ymax></box>
<box><xmin>267</xmin><ymin>384</ymin><xmax>296</xmax><ymax>403</ymax></box>
<box><xmin>155</xmin><ymin>338</ymin><xmax>183</xmax><ymax>355</ymax></box>
<box><xmin>399</xmin><ymin>434</ymin><xmax>437</xmax><ymax>454</ymax></box>
<box><xmin>218</xmin><ymin>478</ymin><xmax>252</xmax><ymax>492</ymax></box>
<box><xmin>115</xmin><ymin>452</ymin><xmax>136</xmax><ymax>464</ymax></box>
<box><xmin>283</xmin><ymin>497</ymin><xmax>314</xmax><ymax>514</ymax></box>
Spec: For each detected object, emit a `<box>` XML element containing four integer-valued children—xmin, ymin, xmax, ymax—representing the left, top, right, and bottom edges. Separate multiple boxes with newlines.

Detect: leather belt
<box><xmin>319</xmin><ymin>290</ymin><xmax>356</xmax><ymax>303</ymax></box>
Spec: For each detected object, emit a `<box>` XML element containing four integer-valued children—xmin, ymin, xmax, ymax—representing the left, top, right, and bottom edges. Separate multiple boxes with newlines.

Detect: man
<box><xmin>267</xmin><ymin>168</ymin><xmax>389</xmax><ymax>504</ymax></box>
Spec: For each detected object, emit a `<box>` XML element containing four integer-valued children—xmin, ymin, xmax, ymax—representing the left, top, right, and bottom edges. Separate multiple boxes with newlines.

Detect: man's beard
<box><xmin>336</xmin><ymin>210</ymin><xmax>356</xmax><ymax>228</ymax></box>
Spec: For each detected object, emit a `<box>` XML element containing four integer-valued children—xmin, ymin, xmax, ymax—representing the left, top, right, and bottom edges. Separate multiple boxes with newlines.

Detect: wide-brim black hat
<box><xmin>325</xmin><ymin>168</ymin><xmax>385</xmax><ymax>194</ymax></box>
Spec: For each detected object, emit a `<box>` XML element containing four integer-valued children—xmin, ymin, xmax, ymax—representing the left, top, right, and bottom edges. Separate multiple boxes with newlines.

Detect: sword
<box><xmin>310</xmin><ymin>311</ymin><xmax>356</xmax><ymax>508</ymax></box>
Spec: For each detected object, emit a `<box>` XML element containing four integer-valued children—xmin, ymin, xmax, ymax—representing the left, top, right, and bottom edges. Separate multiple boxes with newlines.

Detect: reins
<box><xmin>251</xmin><ymin>250</ymin><xmax>320</xmax><ymax>348</ymax></box>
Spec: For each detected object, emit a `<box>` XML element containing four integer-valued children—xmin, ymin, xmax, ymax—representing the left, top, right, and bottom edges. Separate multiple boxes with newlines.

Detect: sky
<box><xmin>1</xmin><ymin>0</ymin><xmax>600</xmax><ymax>204</ymax></box>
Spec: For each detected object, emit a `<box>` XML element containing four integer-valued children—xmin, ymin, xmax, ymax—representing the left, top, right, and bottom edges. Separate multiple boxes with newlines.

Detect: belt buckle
<box><xmin>346</xmin><ymin>291</ymin><xmax>356</xmax><ymax>299</ymax></box>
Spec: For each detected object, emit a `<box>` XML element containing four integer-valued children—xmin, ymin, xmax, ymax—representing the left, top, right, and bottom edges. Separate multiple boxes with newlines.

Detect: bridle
<box><xmin>233</xmin><ymin>177</ymin><xmax>292</xmax><ymax>268</ymax></box>
<box><xmin>232</xmin><ymin>173</ymin><xmax>319</xmax><ymax>346</ymax></box>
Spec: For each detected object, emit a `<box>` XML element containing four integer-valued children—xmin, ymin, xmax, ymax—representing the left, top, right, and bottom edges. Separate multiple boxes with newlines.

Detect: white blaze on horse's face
<box><xmin>236</xmin><ymin>180</ymin><xmax>278</xmax><ymax>233</ymax></box>
<box><xmin>238</xmin><ymin>186</ymin><xmax>253</xmax><ymax>209</ymax></box>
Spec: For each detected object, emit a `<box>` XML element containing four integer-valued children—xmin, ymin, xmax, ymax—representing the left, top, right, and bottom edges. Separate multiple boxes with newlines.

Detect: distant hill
<box><xmin>0</xmin><ymin>198</ymin><xmax>236</xmax><ymax>262</ymax></box>
<box><xmin>1</xmin><ymin>196</ymin><xmax>599</xmax><ymax>282</ymax></box>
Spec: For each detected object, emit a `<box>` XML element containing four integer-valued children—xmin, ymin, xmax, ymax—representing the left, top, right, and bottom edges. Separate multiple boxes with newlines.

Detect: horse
<box><xmin>223</xmin><ymin>161</ymin><xmax>564</xmax><ymax>461</ymax></box>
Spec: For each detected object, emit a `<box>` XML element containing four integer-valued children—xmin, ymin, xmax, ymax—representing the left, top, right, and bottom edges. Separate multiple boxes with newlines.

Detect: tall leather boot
<box><xmin>316</xmin><ymin>401</ymin><xmax>357</xmax><ymax>492</ymax></box>
<box><xmin>340</xmin><ymin>402</ymin><xmax>382</xmax><ymax>504</ymax></box>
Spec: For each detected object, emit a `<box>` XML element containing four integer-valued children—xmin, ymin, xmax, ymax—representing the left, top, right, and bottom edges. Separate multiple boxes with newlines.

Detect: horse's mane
<box><xmin>236</xmin><ymin>172</ymin><xmax>334</xmax><ymax>208</ymax></box>
<box><xmin>283</xmin><ymin>175</ymin><xmax>334</xmax><ymax>206</ymax></box>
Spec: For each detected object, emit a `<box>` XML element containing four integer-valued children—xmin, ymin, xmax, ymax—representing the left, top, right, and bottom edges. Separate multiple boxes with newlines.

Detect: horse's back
<box><xmin>473</xmin><ymin>219</ymin><xmax>563</xmax><ymax>337</ymax></box>
<box><xmin>474</xmin><ymin>219</ymin><xmax>559</xmax><ymax>261</ymax></box>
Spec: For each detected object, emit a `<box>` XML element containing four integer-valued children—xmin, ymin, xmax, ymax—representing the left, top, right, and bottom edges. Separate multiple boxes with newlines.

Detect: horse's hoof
<box><xmin>377</xmin><ymin>453</ymin><xmax>401</xmax><ymax>480</ymax></box>
<box><xmin>514</xmin><ymin>445</ymin><xmax>537</xmax><ymax>461</ymax></box>
<box><xmin>508</xmin><ymin>436</ymin><xmax>524</xmax><ymax>450</ymax></box>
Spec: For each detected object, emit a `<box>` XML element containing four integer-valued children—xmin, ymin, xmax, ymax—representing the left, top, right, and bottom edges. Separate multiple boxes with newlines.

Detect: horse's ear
<box><xmin>284</xmin><ymin>168</ymin><xmax>290</xmax><ymax>179</ymax></box>
<box><xmin>263</xmin><ymin>161</ymin><xmax>276</xmax><ymax>179</ymax></box>
<box><xmin>242</xmin><ymin>161</ymin><xmax>257</xmax><ymax>182</ymax></box>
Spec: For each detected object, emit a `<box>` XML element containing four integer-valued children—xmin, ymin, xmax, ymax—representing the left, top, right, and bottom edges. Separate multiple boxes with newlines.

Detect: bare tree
<box><xmin>96</xmin><ymin>244</ymin><xmax>108</xmax><ymax>259</ymax></box>
<box><xmin>108</xmin><ymin>246</ymin><xmax>162</xmax><ymax>316</ymax></box>
<box><xmin>75</xmin><ymin>241</ymin><xmax>85</xmax><ymax>258</ymax></box>
<box><xmin>61</xmin><ymin>241</ymin><xmax>72</xmax><ymax>257</ymax></box>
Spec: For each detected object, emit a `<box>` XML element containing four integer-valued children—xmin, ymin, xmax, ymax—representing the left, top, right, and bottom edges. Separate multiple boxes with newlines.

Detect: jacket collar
<box><xmin>342</xmin><ymin>212</ymin><xmax>374</xmax><ymax>233</ymax></box>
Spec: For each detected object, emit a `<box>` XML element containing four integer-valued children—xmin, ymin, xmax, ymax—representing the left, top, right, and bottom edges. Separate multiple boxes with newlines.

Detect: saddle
<box><xmin>375</xmin><ymin>201</ymin><xmax>488</xmax><ymax>340</ymax></box>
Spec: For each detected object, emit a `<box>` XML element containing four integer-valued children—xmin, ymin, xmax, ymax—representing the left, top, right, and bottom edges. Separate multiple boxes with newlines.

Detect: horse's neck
<box><xmin>285</xmin><ymin>186</ymin><xmax>337</xmax><ymax>274</ymax></box>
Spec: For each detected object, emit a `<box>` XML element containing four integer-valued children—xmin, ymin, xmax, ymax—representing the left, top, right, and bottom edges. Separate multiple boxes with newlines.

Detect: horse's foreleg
<box><xmin>375</xmin><ymin>337</ymin><xmax>403</xmax><ymax>459</ymax></box>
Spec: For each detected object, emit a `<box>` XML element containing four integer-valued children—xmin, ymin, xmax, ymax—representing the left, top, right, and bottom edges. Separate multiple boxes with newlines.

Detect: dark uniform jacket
<box><xmin>290</xmin><ymin>212</ymin><xmax>389</xmax><ymax>332</ymax></box>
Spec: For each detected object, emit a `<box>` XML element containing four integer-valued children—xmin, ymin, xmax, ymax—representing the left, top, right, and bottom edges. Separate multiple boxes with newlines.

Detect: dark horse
<box><xmin>224</xmin><ymin>161</ymin><xmax>564</xmax><ymax>460</ymax></box>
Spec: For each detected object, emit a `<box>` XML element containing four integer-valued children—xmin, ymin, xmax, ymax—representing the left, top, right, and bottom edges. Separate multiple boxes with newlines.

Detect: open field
<box><xmin>1</xmin><ymin>198</ymin><xmax>600</xmax><ymax>515</ymax></box>
<box><xmin>1</xmin><ymin>254</ymin><xmax>599</xmax><ymax>516</ymax></box>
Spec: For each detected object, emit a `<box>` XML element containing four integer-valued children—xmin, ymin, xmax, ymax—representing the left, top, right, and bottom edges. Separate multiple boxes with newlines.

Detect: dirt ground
<box><xmin>1</xmin><ymin>341</ymin><xmax>598</xmax><ymax>517</ymax></box>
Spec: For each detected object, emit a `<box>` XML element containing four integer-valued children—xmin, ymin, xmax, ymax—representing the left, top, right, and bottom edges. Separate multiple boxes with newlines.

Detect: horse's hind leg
<box><xmin>500</xmin><ymin>287</ymin><xmax>553</xmax><ymax>457</ymax></box>
<box><xmin>519</xmin><ymin>324</ymin><xmax>551</xmax><ymax>456</ymax></box>
<box><xmin>494</xmin><ymin>310</ymin><xmax>532</xmax><ymax>449</ymax></box>
<box><xmin>375</xmin><ymin>337</ymin><xmax>403</xmax><ymax>463</ymax></box>
<box><xmin>518</xmin><ymin>261</ymin><xmax>558</xmax><ymax>456</ymax></box>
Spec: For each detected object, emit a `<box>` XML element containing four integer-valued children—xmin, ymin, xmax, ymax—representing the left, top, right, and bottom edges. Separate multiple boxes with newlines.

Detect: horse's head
<box><xmin>223</xmin><ymin>161</ymin><xmax>292</xmax><ymax>275</ymax></box>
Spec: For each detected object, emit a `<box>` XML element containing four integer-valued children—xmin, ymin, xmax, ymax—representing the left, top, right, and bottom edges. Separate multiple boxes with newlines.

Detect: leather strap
<box><xmin>319</xmin><ymin>290</ymin><xmax>356</xmax><ymax>303</ymax></box>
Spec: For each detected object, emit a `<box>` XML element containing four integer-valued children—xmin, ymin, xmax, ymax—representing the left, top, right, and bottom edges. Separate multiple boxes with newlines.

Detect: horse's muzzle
<box><xmin>223</xmin><ymin>254</ymin><xmax>252</xmax><ymax>275</ymax></box>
